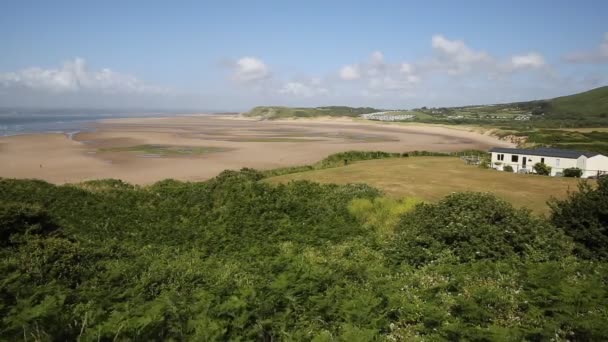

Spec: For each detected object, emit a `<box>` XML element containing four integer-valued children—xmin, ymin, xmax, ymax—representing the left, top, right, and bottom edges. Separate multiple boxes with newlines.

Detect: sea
<box><xmin>0</xmin><ymin>108</ymin><xmax>214</xmax><ymax>137</ymax></box>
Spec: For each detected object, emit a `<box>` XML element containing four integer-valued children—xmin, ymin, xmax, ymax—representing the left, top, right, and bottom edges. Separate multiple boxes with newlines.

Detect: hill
<box><xmin>405</xmin><ymin>86</ymin><xmax>608</xmax><ymax>127</ymax></box>
<box><xmin>547</xmin><ymin>86</ymin><xmax>608</xmax><ymax>118</ymax></box>
<box><xmin>244</xmin><ymin>86</ymin><xmax>608</xmax><ymax>127</ymax></box>
<box><xmin>244</xmin><ymin>106</ymin><xmax>382</xmax><ymax>119</ymax></box>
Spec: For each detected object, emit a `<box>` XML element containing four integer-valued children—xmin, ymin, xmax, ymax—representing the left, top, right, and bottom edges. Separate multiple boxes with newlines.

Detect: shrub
<box><xmin>479</xmin><ymin>160</ymin><xmax>490</xmax><ymax>169</ymax></box>
<box><xmin>0</xmin><ymin>202</ymin><xmax>60</xmax><ymax>247</ymax></box>
<box><xmin>348</xmin><ymin>197</ymin><xmax>422</xmax><ymax>237</ymax></box>
<box><xmin>388</xmin><ymin>192</ymin><xmax>571</xmax><ymax>266</ymax></box>
<box><xmin>503</xmin><ymin>165</ymin><xmax>514</xmax><ymax>172</ymax></box>
<box><xmin>533</xmin><ymin>162</ymin><xmax>551</xmax><ymax>175</ymax></box>
<box><xmin>563</xmin><ymin>167</ymin><xmax>583</xmax><ymax>178</ymax></box>
<box><xmin>549</xmin><ymin>177</ymin><xmax>608</xmax><ymax>260</ymax></box>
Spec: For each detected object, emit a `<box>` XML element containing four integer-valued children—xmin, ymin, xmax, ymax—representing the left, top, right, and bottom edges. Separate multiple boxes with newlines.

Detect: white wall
<box><xmin>585</xmin><ymin>155</ymin><xmax>608</xmax><ymax>178</ymax></box>
<box><xmin>491</xmin><ymin>152</ymin><xmax>578</xmax><ymax>175</ymax></box>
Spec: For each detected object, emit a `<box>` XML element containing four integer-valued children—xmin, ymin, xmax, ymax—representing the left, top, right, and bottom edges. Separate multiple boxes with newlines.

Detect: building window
<box><xmin>498</xmin><ymin>154</ymin><xmax>504</xmax><ymax>161</ymax></box>
<box><xmin>541</xmin><ymin>157</ymin><xmax>545</xmax><ymax>163</ymax></box>
<box><xmin>556</xmin><ymin>158</ymin><xmax>560</xmax><ymax>167</ymax></box>
<box><xmin>511</xmin><ymin>155</ymin><xmax>519</xmax><ymax>162</ymax></box>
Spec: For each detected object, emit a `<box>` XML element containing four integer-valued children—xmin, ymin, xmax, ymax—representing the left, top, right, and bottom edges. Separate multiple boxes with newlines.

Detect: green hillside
<box><xmin>548</xmin><ymin>86</ymin><xmax>608</xmax><ymax>118</ymax></box>
<box><xmin>407</xmin><ymin>86</ymin><xmax>608</xmax><ymax>127</ymax></box>
<box><xmin>244</xmin><ymin>86</ymin><xmax>608</xmax><ymax>127</ymax></box>
<box><xmin>244</xmin><ymin>106</ymin><xmax>382</xmax><ymax>119</ymax></box>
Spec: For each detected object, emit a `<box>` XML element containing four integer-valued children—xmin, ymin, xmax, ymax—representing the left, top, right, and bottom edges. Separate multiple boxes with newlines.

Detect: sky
<box><xmin>0</xmin><ymin>0</ymin><xmax>607</xmax><ymax>111</ymax></box>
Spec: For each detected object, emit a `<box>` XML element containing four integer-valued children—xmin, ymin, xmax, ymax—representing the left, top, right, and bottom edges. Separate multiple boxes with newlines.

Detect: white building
<box><xmin>489</xmin><ymin>147</ymin><xmax>608</xmax><ymax>178</ymax></box>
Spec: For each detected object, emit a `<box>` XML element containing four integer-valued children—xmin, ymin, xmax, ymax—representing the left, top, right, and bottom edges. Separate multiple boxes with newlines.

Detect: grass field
<box><xmin>266</xmin><ymin>157</ymin><xmax>584</xmax><ymax>215</ymax></box>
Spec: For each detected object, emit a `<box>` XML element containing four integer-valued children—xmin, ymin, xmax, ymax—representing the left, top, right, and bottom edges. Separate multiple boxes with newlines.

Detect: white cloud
<box><xmin>427</xmin><ymin>35</ymin><xmax>551</xmax><ymax>77</ymax></box>
<box><xmin>510</xmin><ymin>53</ymin><xmax>545</xmax><ymax>69</ymax></box>
<box><xmin>406</xmin><ymin>75</ymin><xmax>420</xmax><ymax>83</ymax></box>
<box><xmin>431</xmin><ymin>34</ymin><xmax>491</xmax><ymax>64</ymax></box>
<box><xmin>370</xmin><ymin>51</ymin><xmax>384</xmax><ymax>64</ymax></box>
<box><xmin>338</xmin><ymin>51</ymin><xmax>422</xmax><ymax>96</ymax></box>
<box><xmin>233</xmin><ymin>57</ymin><xmax>271</xmax><ymax>82</ymax></box>
<box><xmin>564</xmin><ymin>33</ymin><xmax>608</xmax><ymax>63</ymax></box>
<box><xmin>0</xmin><ymin>58</ymin><xmax>168</xmax><ymax>94</ymax></box>
<box><xmin>339</xmin><ymin>65</ymin><xmax>360</xmax><ymax>80</ymax></box>
<box><xmin>400</xmin><ymin>63</ymin><xmax>414</xmax><ymax>74</ymax></box>
<box><xmin>430</xmin><ymin>34</ymin><xmax>493</xmax><ymax>75</ymax></box>
<box><xmin>279</xmin><ymin>80</ymin><xmax>328</xmax><ymax>97</ymax></box>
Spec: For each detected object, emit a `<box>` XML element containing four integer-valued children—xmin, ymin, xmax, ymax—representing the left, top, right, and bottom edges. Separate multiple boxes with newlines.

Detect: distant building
<box><xmin>489</xmin><ymin>147</ymin><xmax>608</xmax><ymax>178</ymax></box>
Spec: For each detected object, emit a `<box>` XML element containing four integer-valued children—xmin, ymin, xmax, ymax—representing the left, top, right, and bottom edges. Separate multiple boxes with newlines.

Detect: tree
<box><xmin>533</xmin><ymin>162</ymin><xmax>551</xmax><ymax>176</ymax></box>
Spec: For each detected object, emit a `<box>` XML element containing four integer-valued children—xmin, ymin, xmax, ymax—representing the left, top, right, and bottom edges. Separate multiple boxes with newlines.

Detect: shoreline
<box><xmin>0</xmin><ymin>114</ymin><xmax>514</xmax><ymax>184</ymax></box>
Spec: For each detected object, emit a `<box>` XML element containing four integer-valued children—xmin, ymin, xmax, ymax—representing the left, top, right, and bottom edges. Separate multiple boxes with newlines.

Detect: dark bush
<box><xmin>533</xmin><ymin>162</ymin><xmax>551</xmax><ymax>175</ymax></box>
<box><xmin>503</xmin><ymin>165</ymin><xmax>514</xmax><ymax>172</ymax></box>
<box><xmin>0</xmin><ymin>202</ymin><xmax>60</xmax><ymax>247</ymax></box>
<box><xmin>550</xmin><ymin>177</ymin><xmax>608</xmax><ymax>259</ymax></box>
<box><xmin>563</xmin><ymin>167</ymin><xmax>583</xmax><ymax>178</ymax></box>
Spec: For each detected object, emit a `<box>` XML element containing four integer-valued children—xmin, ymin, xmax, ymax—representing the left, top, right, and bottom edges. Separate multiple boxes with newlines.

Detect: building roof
<box><xmin>489</xmin><ymin>147</ymin><xmax>600</xmax><ymax>159</ymax></box>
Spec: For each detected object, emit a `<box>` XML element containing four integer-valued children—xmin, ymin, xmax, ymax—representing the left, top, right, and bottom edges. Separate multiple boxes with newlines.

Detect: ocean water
<box><xmin>0</xmin><ymin>108</ymin><xmax>206</xmax><ymax>137</ymax></box>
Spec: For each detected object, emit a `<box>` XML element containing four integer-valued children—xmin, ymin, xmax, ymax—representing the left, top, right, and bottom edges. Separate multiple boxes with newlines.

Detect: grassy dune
<box><xmin>267</xmin><ymin>156</ymin><xmax>582</xmax><ymax>214</ymax></box>
<box><xmin>244</xmin><ymin>106</ymin><xmax>381</xmax><ymax>119</ymax></box>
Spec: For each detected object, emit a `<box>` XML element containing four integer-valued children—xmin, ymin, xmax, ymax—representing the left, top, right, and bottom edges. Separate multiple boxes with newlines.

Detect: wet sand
<box><xmin>0</xmin><ymin>115</ymin><xmax>514</xmax><ymax>184</ymax></box>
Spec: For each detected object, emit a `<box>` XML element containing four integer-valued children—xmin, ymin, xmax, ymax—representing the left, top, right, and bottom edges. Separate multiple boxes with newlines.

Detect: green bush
<box><xmin>533</xmin><ymin>162</ymin><xmax>551</xmax><ymax>175</ymax></box>
<box><xmin>550</xmin><ymin>177</ymin><xmax>608</xmax><ymax>259</ymax></box>
<box><xmin>563</xmin><ymin>167</ymin><xmax>583</xmax><ymax>178</ymax></box>
<box><xmin>387</xmin><ymin>192</ymin><xmax>571</xmax><ymax>266</ymax></box>
<box><xmin>503</xmin><ymin>165</ymin><xmax>514</xmax><ymax>172</ymax></box>
<box><xmin>2</xmin><ymin>172</ymin><xmax>608</xmax><ymax>340</ymax></box>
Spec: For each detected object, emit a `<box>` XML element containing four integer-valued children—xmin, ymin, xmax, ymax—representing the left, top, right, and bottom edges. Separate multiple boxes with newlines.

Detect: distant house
<box><xmin>489</xmin><ymin>147</ymin><xmax>608</xmax><ymax>178</ymax></box>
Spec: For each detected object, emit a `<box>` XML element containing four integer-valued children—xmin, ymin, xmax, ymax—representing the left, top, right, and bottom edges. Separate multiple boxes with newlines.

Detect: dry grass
<box><xmin>266</xmin><ymin>157</ymin><xmax>584</xmax><ymax>215</ymax></box>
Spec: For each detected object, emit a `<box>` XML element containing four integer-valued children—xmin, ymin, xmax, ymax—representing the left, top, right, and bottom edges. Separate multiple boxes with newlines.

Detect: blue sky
<box><xmin>1</xmin><ymin>0</ymin><xmax>607</xmax><ymax>110</ymax></box>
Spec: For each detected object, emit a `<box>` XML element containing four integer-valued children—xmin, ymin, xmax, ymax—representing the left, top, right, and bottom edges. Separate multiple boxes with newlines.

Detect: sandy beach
<box><xmin>0</xmin><ymin>115</ymin><xmax>514</xmax><ymax>184</ymax></box>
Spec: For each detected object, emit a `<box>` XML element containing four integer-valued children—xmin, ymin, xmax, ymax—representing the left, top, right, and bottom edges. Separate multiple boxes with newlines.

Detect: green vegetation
<box><xmin>494</xmin><ymin>128</ymin><xmax>608</xmax><ymax>155</ymax></box>
<box><xmin>409</xmin><ymin>86</ymin><xmax>608</xmax><ymax>127</ymax></box>
<box><xmin>244</xmin><ymin>106</ymin><xmax>382</xmax><ymax>119</ymax></box>
<box><xmin>1</xmin><ymin>171</ymin><xmax>608</xmax><ymax>340</ymax></box>
<box><xmin>261</xmin><ymin>150</ymin><xmax>486</xmax><ymax>178</ymax></box>
<box><xmin>549</xmin><ymin>86</ymin><xmax>608</xmax><ymax>119</ymax></box>
<box><xmin>533</xmin><ymin>162</ymin><xmax>551</xmax><ymax>176</ymax></box>
<box><xmin>261</xmin><ymin>150</ymin><xmax>401</xmax><ymax>178</ymax></box>
<box><xmin>98</xmin><ymin>144</ymin><xmax>227</xmax><ymax>157</ymax></box>
<box><xmin>246</xmin><ymin>87</ymin><xmax>608</xmax><ymax>127</ymax></box>
<box><xmin>564</xmin><ymin>167</ymin><xmax>583</xmax><ymax>178</ymax></box>
<box><xmin>412</xmin><ymin>87</ymin><xmax>608</xmax><ymax>154</ymax></box>
<box><xmin>550</xmin><ymin>179</ymin><xmax>608</xmax><ymax>260</ymax></box>
<box><xmin>503</xmin><ymin>165</ymin><xmax>514</xmax><ymax>172</ymax></box>
<box><xmin>348</xmin><ymin>197</ymin><xmax>422</xmax><ymax>237</ymax></box>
